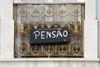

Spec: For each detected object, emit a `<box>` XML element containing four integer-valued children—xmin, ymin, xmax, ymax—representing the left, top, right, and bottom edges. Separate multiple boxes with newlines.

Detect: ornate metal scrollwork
<box><xmin>14</xmin><ymin>3</ymin><xmax>85</xmax><ymax>58</ymax></box>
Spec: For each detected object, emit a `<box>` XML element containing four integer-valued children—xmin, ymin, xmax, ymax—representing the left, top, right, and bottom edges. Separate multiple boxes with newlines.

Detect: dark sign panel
<box><xmin>30</xmin><ymin>27</ymin><xmax>69</xmax><ymax>44</ymax></box>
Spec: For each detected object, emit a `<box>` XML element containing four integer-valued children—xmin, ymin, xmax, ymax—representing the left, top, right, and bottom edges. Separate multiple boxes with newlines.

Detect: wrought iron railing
<box><xmin>14</xmin><ymin>3</ymin><xmax>85</xmax><ymax>58</ymax></box>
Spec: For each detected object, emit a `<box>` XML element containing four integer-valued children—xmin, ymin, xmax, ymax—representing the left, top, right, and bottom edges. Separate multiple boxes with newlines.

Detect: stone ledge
<box><xmin>0</xmin><ymin>58</ymin><xmax>99</xmax><ymax>62</ymax></box>
<box><xmin>14</xmin><ymin>1</ymin><xmax>85</xmax><ymax>5</ymax></box>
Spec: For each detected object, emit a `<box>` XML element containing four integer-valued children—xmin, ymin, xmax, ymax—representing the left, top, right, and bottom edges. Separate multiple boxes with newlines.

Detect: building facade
<box><xmin>0</xmin><ymin>0</ymin><xmax>100</xmax><ymax>67</ymax></box>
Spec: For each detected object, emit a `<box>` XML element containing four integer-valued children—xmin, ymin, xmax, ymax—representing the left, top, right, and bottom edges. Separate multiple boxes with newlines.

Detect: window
<box><xmin>14</xmin><ymin>1</ymin><xmax>85</xmax><ymax>58</ymax></box>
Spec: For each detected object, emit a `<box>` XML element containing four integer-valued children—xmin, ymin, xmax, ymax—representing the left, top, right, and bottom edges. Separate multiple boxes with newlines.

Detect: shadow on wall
<box><xmin>97</xmin><ymin>0</ymin><xmax>100</xmax><ymax>58</ymax></box>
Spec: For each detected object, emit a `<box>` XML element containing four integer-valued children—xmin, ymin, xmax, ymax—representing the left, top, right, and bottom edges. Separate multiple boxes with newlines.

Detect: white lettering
<box><xmin>41</xmin><ymin>31</ymin><xmax>45</xmax><ymax>39</ymax></box>
<box><xmin>63</xmin><ymin>30</ymin><xmax>68</xmax><ymax>37</ymax></box>
<box><xmin>33</xmin><ymin>29</ymin><xmax>68</xmax><ymax>39</ymax></box>
<box><xmin>52</xmin><ymin>31</ymin><xmax>56</xmax><ymax>38</ymax></box>
<box><xmin>57</xmin><ymin>31</ymin><xmax>62</xmax><ymax>37</ymax></box>
<box><xmin>33</xmin><ymin>31</ymin><xmax>40</xmax><ymax>39</ymax></box>
<box><xmin>46</xmin><ymin>31</ymin><xmax>51</xmax><ymax>38</ymax></box>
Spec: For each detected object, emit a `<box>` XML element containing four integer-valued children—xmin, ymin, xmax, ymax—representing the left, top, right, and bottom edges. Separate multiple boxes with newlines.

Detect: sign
<box><xmin>30</xmin><ymin>27</ymin><xmax>69</xmax><ymax>44</ymax></box>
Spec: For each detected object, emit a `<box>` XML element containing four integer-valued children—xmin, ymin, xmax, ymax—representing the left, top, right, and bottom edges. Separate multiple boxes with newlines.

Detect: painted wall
<box><xmin>54</xmin><ymin>0</ymin><xmax>76</xmax><ymax>2</ymax></box>
<box><xmin>0</xmin><ymin>0</ymin><xmax>1</xmax><ymax>19</ymax></box>
<box><xmin>97</xmin><ymin>0</ymin><xmax>100</xmax><ymax>57</ymax></box>
<box><xmin>0</xmin><ymin>0</ymin><xmax>1</xmax><ymax>58</ymax></box>
<box><xmin>14</xmin><ymin>0</ymin><xmax>76</xmax><ymax>2</ymax></box>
